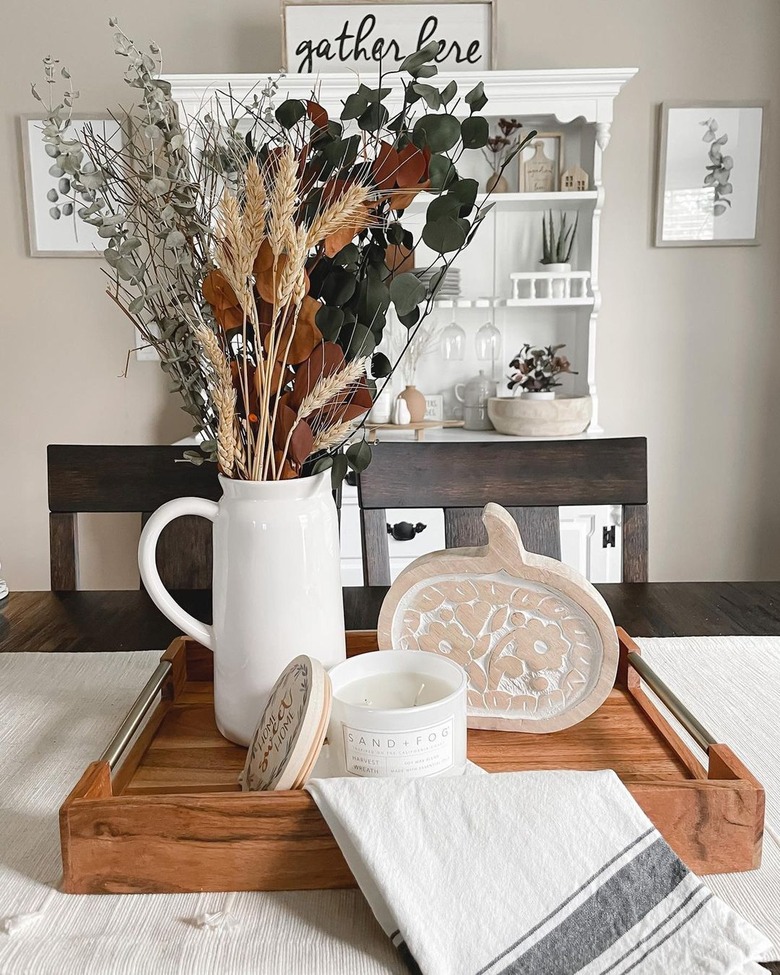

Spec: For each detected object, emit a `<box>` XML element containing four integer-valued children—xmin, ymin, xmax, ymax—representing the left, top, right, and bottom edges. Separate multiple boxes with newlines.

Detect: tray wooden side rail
<box><xmin>59</xmin><ymin>630</ymin><xmax>764</xmax><ymax>894</ymax></box>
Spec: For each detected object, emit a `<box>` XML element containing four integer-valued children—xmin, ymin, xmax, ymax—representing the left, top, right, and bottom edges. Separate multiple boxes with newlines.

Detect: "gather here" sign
<box><xmin>282</xmin><ymin>2</ymin><xmax>493</xmax><ymax>74</ymax></box>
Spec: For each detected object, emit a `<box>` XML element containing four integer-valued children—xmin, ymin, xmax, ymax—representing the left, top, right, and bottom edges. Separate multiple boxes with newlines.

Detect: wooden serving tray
<box><xmin>60</xmin><ymin>630</ymin><xmax>764</xmax><ymax>894</ymax></box>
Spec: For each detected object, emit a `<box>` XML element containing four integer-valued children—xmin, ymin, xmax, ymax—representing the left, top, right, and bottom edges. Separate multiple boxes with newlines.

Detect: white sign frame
<box><xmin>282</xmin><ymin>0</ymin><xmax>495</xmax><ymax>75</ymax></box>
<box><xmin>21</xmin><ymin>114</ymin><xmax>122</xmax><ymax>258</ymax></box>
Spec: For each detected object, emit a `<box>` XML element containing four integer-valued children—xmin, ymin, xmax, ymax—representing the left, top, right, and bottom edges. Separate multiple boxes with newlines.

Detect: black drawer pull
<box><xmin>387</xmin><ymin>521</ymin><xmax>427</xmax><ymax>542</ymax></box>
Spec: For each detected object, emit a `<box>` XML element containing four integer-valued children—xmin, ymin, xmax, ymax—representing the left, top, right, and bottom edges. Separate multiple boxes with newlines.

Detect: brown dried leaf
<box><xmin>203</xmin><ymin>270</ymin><xmax>239</xmax><ymax>311</ymax></box>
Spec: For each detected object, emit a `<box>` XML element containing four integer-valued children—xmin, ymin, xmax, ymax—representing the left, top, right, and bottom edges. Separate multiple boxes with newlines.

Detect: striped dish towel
<box><xmin>306</xmin><ymin>770</ymin><xmax>772</xmax><ymax>974</ymax></box>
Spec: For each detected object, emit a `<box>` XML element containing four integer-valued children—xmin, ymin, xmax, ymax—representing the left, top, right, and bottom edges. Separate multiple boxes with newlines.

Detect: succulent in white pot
<box><xmin>540</xmin><ymin>211</ymin><xmax>578</xmax><ymax>297</ymax></box>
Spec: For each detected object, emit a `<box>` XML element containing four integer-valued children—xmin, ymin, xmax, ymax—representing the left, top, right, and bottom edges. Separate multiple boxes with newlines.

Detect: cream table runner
<box><xmin>0</xmin><ymin>640</ymin><xmax>777</xmax><ymax>974</ymax></box>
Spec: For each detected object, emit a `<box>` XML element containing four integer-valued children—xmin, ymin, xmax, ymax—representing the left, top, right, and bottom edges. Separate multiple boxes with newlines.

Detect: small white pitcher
<box><xmin>138</xmin><ymin>470</ymin><xmax>346</xmax><ymax>745</ymax></box>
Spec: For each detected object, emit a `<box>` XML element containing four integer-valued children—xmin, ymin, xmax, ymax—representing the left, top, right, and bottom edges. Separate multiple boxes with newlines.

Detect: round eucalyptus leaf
<box><xmin>61</xmin><ymin>202</ymin><xmax>74</xmax><ymax>216</ymax></box>
<box><xmin>461</xmin><ymin>115</ymin><xmax>489</xmax><ymax>150</ymax></box>
<box><xmin>129</xmin><ymin>295</ymin><xmax>146</xmax><ymax>314</ymax></box>
<box><xmin>428</xmin><ymin>154</ymin><xmax>457</xmax><ymax>191</ymax></box>
<box><xmin>426</xmin><ymin>194</ymin><xmax>462</xmax><ymax>223</ymax></box>
<box><xmin>357</xmin><ymin>102</ymin><xmax>389</xmax><ymax>133</ymax></box>
<box><xmin>422</xmin><ymin>216</ymin><xmax>468</xmax><ymax>253</ymax></box>
<box><xmin>346</xmin><ymin>439</ymin><xmax>372</xmax><ymax>473</ymax></box>
<box><xmin>311</xmin><ymin>455</ymin><xmax>334</xmax><ymax>474</ymax></box>
<box><xmin>389</xmin><ymin>271</ymin><xmax>426</xmax><ymax>316</ymax></box>
<box><xmin>387</xmin><ymin>221</ymin><xmax>405</xmax><ymax>245</ymax></box>
<box><xmin>330</xmin><ymin>452</ymin><xmax>348</xmax><ymax>488</ymax></box>
<box><xmin>49</xmin><ymin>206</ymin><xmax>61</xmax><ymax>220</ymax></box>
<box><xmin>46</xmin><ymin>188</ymin><xmax>58</xmax><ymax>203</ymax></box>
<box><xmin>399</xmin><ymin>40</ymin><xmax>439</xmax><ymax>74</ymax></box>
<box><xmin>451</xmin><ymin>177</ymin><xmax>480</xmax><ymax>215</ymax></box>
<box><xmin>412</xmin><ymin>114</ymin><xmax>461</xmax><ymax>153</ymax></box>
<box><xmin>339</xmin><ymin>322</ymin><xmax>377</xmax><ymax>359</ymax></box>
<box><xmin>398</xmin><ymin>306</ymin><xmax>421</xmax><ymax>329</ymax></box>
<box><xmin>44</xmin><ymin>144</ymin><xmax>59</xmax><ymax>158</ymax></box>
<box><xmin>465</xmin><ymin>81</ymin><xmax>488</xmax><ymax>113</ymax></box>
<box><xmin>165</xmin><ymin>229</ymin><xmax>186</xmax><ymax>249</ymax></box>
<box><xmin>315</xmin><ymin>305</ymin><xmax>345</xmax><ymax>341</ymax></box>
<box><xmin>275</xmin><ymin>98</ymin><xmax>306</xmax><ymax>128</ymax></box>
<box><xmin>321</xmin><ymin>268</ymin><xmax>356</xmax><ymax>306</ymax></box>
<box><xmin>58</xmin><ymin>177</ymin><xmax>71</xmax><ymax>194</ymax></box>
<box><xmin>371</xmin><ymin>351</ymin><xmax>392</xmax><ymax>378</ymax></box>
<box><xmin>48</xmin><ymin>165</ymin><xmax>64</xmax><ymax>178</ymax></box>
<box><xmin>341</xmin><ymin>92</ymin><xmax>370</xmax><ymax>121</ymax></box>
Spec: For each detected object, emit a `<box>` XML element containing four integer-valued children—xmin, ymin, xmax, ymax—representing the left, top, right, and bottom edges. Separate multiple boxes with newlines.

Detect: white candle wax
<box><xmin>327</xmin><ymin>651</ymin><xmax>467</xmax><ymax>779</ymax></box>
<box><xmin>336</xmin><ymin>673</ymin><xmax>453</xmax><ymax>709</ymax></box>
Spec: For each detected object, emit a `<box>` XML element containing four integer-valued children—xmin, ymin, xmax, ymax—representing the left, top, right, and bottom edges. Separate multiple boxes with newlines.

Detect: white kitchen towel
<box><xmin>306</xmin><ymin>770</ymin><xmax>772</xmax><ymax>975</ymax></box>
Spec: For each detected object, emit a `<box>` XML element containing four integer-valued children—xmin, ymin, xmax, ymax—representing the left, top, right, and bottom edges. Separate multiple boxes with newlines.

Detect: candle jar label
<box><xmin>342</xmin><ymin>718</ymin><xmax>454</xmax><ymax>777</ymax></box>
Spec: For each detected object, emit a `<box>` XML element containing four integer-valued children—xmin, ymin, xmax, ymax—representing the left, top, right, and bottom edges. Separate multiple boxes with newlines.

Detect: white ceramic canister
<box><xmin>138</xmin><ymin>471</ymin><xmax>346</xmax><ymax>746</ymax></box>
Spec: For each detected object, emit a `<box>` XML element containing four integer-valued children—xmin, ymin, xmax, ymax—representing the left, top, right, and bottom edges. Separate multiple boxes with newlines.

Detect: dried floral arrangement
<box><xmin>33</xmin><ymin>23</ymin><xmax>535</xmax><ymax>482</ymax></box>
<box><xmin>507</xmin><ymin>344</ymin><xmax>576</xmax><ymax>394</ymax></box>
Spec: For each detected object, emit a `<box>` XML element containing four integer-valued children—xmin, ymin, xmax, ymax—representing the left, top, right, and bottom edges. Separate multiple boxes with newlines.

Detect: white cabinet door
<box><xmin>559</xmin><ymin>505</ymin><xmax>622</xmax><ymax>583</ymax></box>
<box><xmin>340</xmin><ymin>485</ymin><xmax>622</xmax><ymax>585</ymax></box>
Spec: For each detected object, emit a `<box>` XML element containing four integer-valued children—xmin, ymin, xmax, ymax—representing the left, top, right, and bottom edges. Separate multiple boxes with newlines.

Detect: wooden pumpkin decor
<box><xmin>377</xmin><ymin>504</ymin><xmax>619</xmax><ymax>733</ymax></box>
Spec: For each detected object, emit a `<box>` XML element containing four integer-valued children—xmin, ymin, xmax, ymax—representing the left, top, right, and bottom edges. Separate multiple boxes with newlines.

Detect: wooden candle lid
<box><xmin>241</xmin><ymin>655</ymin><xmax>332</xmax><ymax>791</ymax></box>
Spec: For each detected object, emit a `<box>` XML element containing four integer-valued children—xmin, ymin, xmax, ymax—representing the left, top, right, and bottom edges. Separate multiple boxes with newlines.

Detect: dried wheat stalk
<box><xmin>312</xmin><ymin>419</ymin><xmax>358</xmax><ymax>452</ymax></box>
<box><xmin>242</xmin><ymin>157</ymin><xmax>267</xmax><ymax>259</ymax></box>
<box><xmin>267</xmin><ymin>145</ymin><xmax>298</xmax><ymax>257</ymax></box>
<box><xmin>306</xmin><ymin>184</ymin><xmax>373</xmax><ymax>247</ymax></box>
<box><xmin>195</xmin><ymin>326</ymin><xmax>240</xmax><ymax>477</ymax></box>
<box><xmin>215</xmin><ymin>191</ymin><xmax>253</xmax><ymax>313</ymax></box>
<box><xmin>298</xmin><ymin>357</ymin><xmax>368</xmax><ymax>419</ymax></box>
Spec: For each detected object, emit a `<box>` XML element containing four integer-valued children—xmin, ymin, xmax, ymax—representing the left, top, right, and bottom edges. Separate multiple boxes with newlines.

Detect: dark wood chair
<box><xmin>47</xmin><ymin>445</ymin><xmax>220</xmax><ymax>591</ymax></box>
<box><xmin>357</xmin><ymin>437</ymin><xmax>648</xmax><ymax>585</ymax></box>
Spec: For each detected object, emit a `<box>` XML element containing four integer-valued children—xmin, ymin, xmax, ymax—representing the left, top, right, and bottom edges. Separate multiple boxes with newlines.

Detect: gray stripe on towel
<box><xmin>617</xmin><ymin>893</ymin><xmax>712</xmax><ymax>975</ymax></box>
<box><xmin>497</xmin><ymin>839</ymin><xmax>688</xmax><ymax>975</ymax></box>
<box><xmin>477</xmin><ymin>828</ymin><xmax>656</xmax><ymax>975</ymax></box>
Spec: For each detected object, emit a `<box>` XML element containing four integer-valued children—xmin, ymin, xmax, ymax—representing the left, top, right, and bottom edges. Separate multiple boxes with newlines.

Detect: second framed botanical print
<box><xmin>655</xmin><ymin>102</ymin><xmax>766</xmax><ymax>247</ymax></box>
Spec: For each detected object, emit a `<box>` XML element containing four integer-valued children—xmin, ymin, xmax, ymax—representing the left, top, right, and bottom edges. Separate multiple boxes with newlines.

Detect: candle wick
<box><xmin>413</xmin><ymin>682</ymin><xmax>426</xmax><ymax>707</ymax></box>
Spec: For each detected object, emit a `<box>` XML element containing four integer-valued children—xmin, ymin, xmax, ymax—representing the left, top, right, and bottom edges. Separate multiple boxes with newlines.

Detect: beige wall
<box><xmin>1</xmin><ymin>0</ymin><xmax>779</xmax><ymax>589</ymax></box>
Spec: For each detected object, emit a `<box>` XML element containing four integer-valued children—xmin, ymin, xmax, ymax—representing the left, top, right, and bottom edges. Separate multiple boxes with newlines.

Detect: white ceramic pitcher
<box><xmin>138</xmin><ymin>470</ymin><xmax>346</xmax><ymax>746</ymax></box>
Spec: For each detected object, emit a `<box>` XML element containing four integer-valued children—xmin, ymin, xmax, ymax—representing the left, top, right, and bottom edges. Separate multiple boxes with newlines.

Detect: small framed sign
<box><xmin>282</xmin><ymin>1</ymin><xmax>495</xmax><ymax>75</ymax></box>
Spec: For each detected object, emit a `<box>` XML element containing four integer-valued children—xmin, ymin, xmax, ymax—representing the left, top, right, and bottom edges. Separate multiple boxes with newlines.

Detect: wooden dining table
<box><xmin>1</xmin><ymin>581</ymin><xmax>778</xmax><ymax>973</ymax></box>
<box><xmin>2</xmin><ymin>581</ymin><xmax>780</xmax><ymax>654</ymax></box>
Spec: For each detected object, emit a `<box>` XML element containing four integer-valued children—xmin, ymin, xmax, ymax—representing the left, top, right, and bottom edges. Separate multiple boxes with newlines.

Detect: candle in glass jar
<box><xmin>327</xmin><ymin>650</ymin><xmax>467</xmax><ymax>779</ymax></box>
<box><xmin>336</xmin><ymin>673</ymin><xmax>454</xmax><ymax>709</ymax></box>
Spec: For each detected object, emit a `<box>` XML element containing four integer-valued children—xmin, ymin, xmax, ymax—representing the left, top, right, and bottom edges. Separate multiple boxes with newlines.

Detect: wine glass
<box><xmin>441</xmin><ymin>322</ymin><xmax>466</xmax><ymax>361</ymax></box>
<box><xmin>475</xmin><ymin>321</ymin><xmax>501</xmax><ymax>378</ymax></box>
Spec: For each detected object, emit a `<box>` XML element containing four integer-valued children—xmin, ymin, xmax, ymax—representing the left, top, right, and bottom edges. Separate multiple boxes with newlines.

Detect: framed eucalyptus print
<box><xmin>655</xmin><ymin>102</ymin><xmax>767</xmax><ymax>247</ymax></box>
<box><xmin>21</xmin><ymin>114</ymin><xmax>123</xmax><ymax>257</ymax></box>
<box><xmin>282</xmin><ymin>0</ymin><xmax>495</xmax><ymax>75</ymax></box>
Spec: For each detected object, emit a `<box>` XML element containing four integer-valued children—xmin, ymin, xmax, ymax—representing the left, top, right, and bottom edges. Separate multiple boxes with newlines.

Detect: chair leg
<box><xmin>50</xmin><ymin>512</ymin><xmax>78</xmax><ymax>591</ymax></box>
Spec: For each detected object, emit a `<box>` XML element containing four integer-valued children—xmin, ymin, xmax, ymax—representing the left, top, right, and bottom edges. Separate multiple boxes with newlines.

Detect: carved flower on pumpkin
<box><xmin>418</xmin><ymin>621</ymin><xmax>474</xmax><ymax>668</ymax></box>
<box><xmin>515</xmin><ymin>618</ymin><xmax>568</xmax><ymax>671</ymax></box>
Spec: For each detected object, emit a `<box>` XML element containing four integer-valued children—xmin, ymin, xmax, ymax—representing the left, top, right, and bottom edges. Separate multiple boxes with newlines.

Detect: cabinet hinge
<box><xmin>602</xmin><ymin>526</ymin><xmax>616</xmax><ymax>548</ymax></box>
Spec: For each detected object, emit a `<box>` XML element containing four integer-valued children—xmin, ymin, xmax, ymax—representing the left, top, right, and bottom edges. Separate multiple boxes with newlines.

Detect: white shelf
<box><xmin>409</xmin><ymin>191</ymin><xmax>598</xmax><ymax>211</ymax></box>
<box><xmin>433</xmin><ymin>297</ymin><xmax>594</xmax><ymax>309</ymax></box>
<box><xmin>505</xmin><ymin>298</ymin><xmax>594</xmax><ymax>307</ymax></box>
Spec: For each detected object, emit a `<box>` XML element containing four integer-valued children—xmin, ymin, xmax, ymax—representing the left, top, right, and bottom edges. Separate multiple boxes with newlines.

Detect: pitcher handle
<box><xmin>138</xmin><ymin>496</ymin><xmax>218</xmax><ymax>651</ymax></box>
<box><xmin>454</xmin><ymin>383</ymin><xmax>466</xmax><ymax>403</ymax></box>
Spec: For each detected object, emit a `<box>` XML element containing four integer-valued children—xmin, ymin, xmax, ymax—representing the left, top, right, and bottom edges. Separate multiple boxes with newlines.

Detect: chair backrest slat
<box><xmin>48</xmin><ymin>445</ymin><xmax>220</xmax><ymax>591</ymax></box>
<box><xmin>358</xmin><ymin>438</ymin><xmax>648</xmax><ymax>585</ymax></box>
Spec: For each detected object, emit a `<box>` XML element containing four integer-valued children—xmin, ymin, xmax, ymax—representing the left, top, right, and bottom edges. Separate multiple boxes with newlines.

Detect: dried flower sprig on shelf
<box><xmin>507</xmin><ymin>344</ymin><xmax>577</xmax><ymax>394</ymax></box>
<box><xmin>482</xmin><ymin>117</ymin><xmax>525</xmax><ymax>176</ymax></box>
<box><xmin>33</xmin><ymin>23</ymin><xmax>536</xmax><ymax>481</ymax></box>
